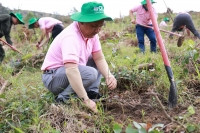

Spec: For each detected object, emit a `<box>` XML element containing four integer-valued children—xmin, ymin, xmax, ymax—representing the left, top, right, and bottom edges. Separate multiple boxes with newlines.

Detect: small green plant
<box><xmin>141</xmin><ymin>109</ymin><xmax>146</xmax><ymax>122</ymax></box>
<box><xmin>175</xmin><ymin>105</ymin><xmax>199</xmax><ymax>132</ymax></box>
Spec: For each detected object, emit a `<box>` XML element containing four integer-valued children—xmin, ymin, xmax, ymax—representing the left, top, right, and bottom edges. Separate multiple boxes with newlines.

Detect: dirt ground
<box><xmin>103</xmin><ymin>83</ymin><xmax>200</xmax><ymax>132</ymax></box>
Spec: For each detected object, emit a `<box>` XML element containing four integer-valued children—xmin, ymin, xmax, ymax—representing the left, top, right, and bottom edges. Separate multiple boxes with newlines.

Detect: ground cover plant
<box><xmin>0</xmin><ymin>12</ymin><xmax>200</xmax><ymax>133</ymax></box>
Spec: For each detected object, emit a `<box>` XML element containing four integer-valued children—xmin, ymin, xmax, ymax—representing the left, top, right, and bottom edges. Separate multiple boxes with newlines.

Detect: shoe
<box><xmin>87</xmin><ymin>91</ymin><xmax>102</xmax><ymax>99</ymax></box>
<box><xmin>55</xmin><ymin>95</ymin><xmax>70</xmax><ymax>104</ymax></box>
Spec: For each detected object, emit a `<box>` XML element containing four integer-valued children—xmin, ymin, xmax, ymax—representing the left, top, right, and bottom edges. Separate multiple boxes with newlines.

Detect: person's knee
<box><xmin>87</xmin><ymin>67</ymin><xmax>98</xmax><ymax>82</ymax></box>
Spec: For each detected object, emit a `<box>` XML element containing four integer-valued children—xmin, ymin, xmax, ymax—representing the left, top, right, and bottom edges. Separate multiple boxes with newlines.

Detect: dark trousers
<box><xmin>0</xmin><ymin>44</ymin><xmax>5</xmax><ymax>63</ymax></box>
<box><xmin>51</xmin><ymin>24</ymin><xmax>64</xmax><ymax>40</ymax></box>
<box><xmin>136</xmin><ymin>24</ymin><xmax>157</xmax><ymax>53</ymax></box>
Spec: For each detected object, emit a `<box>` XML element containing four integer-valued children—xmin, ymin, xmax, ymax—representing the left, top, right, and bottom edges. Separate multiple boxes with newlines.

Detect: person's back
<box><xmin>171</xmin><ymin>12</ymin><xmax>200</xmax><ymax>39</ymax></box>
<box><xmin>28</xmin><ymin>17</ymin><xmax>64</xmax><ymax>49</ymax></box>
<box><xmin>38</xmin><ymin>17</ymin><xmax>63</xmax><ymax>32</ymax></box>
<box><xmin>0</xmin><ymin>14</ymin><xmax>11</xmax><ymax>38</ymax></box>
<box><xmin>159</xmin><ymin>17</ymin><xmax>169</xmax><ymax>28</ymax></box>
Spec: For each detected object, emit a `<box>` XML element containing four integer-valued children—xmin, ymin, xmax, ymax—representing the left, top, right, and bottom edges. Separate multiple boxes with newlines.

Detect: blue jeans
<box><xmin>136</xmin><ymin>24</ymin><xmax>157</xmax><ymax>53</ymax></box>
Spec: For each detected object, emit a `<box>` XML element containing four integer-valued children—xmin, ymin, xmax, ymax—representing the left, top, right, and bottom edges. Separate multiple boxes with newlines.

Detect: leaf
<box><xmin>149</xmin><ymin>123</ymin><xmax>164</xmax><ymax>132</ymax></box>
<box><xmin>138</xmin><ymin>127</ymin><xmax>147</xmax><ymax>133</ymax></box>
<box><xmin>133</xmin><ymin>121</ymin><xmax>142</xmax><ymax>129</ymax></box>
<box><xmin>146</xmin><ymin>122</ymin><xmax>152</xmax><ymax>131</ymax></box>
<box><xmin>21</xmin><ymin>53</ymin><xmax>33</xmax><ymax>61</ymax></box>
<box><xmin>125</xmin><ymin>124</ymin><xmax>138</xmax><ymax>133</ymax></box>
<box><xmin>193</xmin><ymin>52</ymin><xmax>199</xmax><ymax>61</ymax></box>
<box><xmin>113</xmin><ymin>123</ymin><xmax>122</xmax><ymax>133</ymax></box>
<box><xmin>5</xmin><ymin>120</ymin><xmax>24</xmax><ymax>133</ymax></box>
<box><xmin>186</xmin><ymin>124</ymin><xmax>196</xmax><ymax>132</ymax></box>
<box><xmin>14</xmin><ymin>128</ymin><xmax>25</xmax><ymax>133</ymax></box>
<box><xmin>149</xmin><ymin>130</ymin><xmax>160</xmax><ymax>133</ymax></box>
<box><xmin>187</xmin><ymin>105</ymin><xmax>195</xmax><ymax>115</ymax></box>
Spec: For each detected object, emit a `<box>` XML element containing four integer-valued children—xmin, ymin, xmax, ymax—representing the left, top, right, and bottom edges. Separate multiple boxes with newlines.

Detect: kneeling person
<box><xmin>41</xmin><ymin>1</ymin><xmax>117</xmax><ymax>113</ymax></box>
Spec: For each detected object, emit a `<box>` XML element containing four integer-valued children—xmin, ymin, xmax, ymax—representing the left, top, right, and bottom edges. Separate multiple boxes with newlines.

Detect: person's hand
<box><xmin>131</xmin><ymin>19</ymin><xmax>136</xmax><ymax>24</ymax></box>
<box><xmin>84</xmin><ymin>99</ymin><xmax>98</xmax><ymax>113</ymax></box>
<box><xmin>36</xmin><ymin>42</ymin><xmax>41</xmax><ymax>49</ymax></box>
<box><xmin>36</xmin><ymin>42</ymin><xmax>40</xmax><ymax>48</ymax></box>
<box><xmin>106</xmin><ymin>75</ymin><xmax>117</xmax><ymax>90</ymax></box>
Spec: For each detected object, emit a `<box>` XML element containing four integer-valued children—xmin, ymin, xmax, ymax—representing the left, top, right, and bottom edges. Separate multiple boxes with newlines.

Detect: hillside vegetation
<box><xmin>0</xmin><ymin>5</ymin><xmax>200</xmax><ymax>133</ymax></box>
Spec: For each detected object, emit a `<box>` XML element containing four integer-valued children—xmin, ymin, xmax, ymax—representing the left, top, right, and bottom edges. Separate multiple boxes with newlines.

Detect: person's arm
<box><xmin>92</xmin><ymin>50</ymin><xmax>117</xmax><ymax>90</ymax></box>
<box><xmin>4</xmin><ymin>33</ymin><xmax>12</xmax><ymax>45</ymax></box>
<box><xmin>3</xmin><ymin>15</ymin><xmax>13</xmax><ymax>45</ymax></box>
<box><xmin>36</xmin><ymin>29</ymin><xmax>48</xmax><ymax>48</ymax></box>
<box><xmin>129</xmin><ymin>10</ymin><xmax>136</xmax><ymax>24</ymax></box>
<box><xmin>169</xmin><ymin>19</ymin><xmax>179</xmax><ymax>38</ymax></box>
<box><xmin>65</xmin><ymin>63</ymin><xmax>98</xmax><ymax>113</ymax></box>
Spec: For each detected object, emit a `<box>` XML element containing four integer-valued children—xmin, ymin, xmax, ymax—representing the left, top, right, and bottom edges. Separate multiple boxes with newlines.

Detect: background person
<box><xmin>129</xmin><ymin>0</ymin><xmax>157</xmax><ymax>53</ymax></box>
<box><xmin>170</xmin><ymin>12</ymin><xmax>200</xmax><ymax>39</ymax></box>
<box><xmin>41</xmin><ymin>1</ymin><xmax>117</xmax><ymax>113</ymax></box>
<box><xmin>159</xmin><ymin>17</ymin><xmax>170</xmax><ymax>28</ymax></box>
<box><xmin>0</xmin><ymin>12</ymin><xmax>24</xmax><ymax>63</ymax></box>
<box><xmin>28</xmin><ymin>17</ymin><xmax>64</xmax><ymax>49</ymax></box>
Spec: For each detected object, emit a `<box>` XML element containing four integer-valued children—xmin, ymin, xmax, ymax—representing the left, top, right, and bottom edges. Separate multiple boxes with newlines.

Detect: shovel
<box><xmin>0</xmin><ymin>38</ymin><xmax>23</xmax><ymax>54</ymax></box>
<box><xmin>139</xmin><ymin>24</ymin><xmax>184</xmax><ymax>47</ymax></box>
<box><xmin>147</xmin><ymin>0</ymin><xmax>177</xmax><ymax>108</ymax></box>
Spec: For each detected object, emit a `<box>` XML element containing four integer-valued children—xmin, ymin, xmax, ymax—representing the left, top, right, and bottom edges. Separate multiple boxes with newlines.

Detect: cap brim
<box><xmin>10</xmin><ymin>13</ymin><xmax>24</xmax><ymax>24</ymax></box>
<box><xmin>70</xmin><ymin>12</ymin><xmax>113</xmax><ymax>22</ymax></box>
<box><xmin>18</xmin><ymin>19</ymin><xmax>25</xmax><ymax>24</ymax></box>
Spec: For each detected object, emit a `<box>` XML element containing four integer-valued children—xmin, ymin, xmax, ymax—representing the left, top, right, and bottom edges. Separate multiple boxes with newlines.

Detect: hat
<box><xmin>141</xmin><ymin>0</ymin><xmax>156</xmax><ymax>5</ymax></box>
<box><xmin>163</xmin><ymin>17</ymin><xmax>170</xmax><ymax>22</ymax></box>
<box><xmin>28</xmin><ymin>17</ymin><xmax>39</xmax><ymax>29</ymax></box>
<box><xmin>10</xmin><ymin>12</ymin><xmax>24</xmax><ymax>24</ymax></box>
<box><xmin>70</xmin><ymin>1</ymin><xmax>112</xmax><ymax>22</ymax></box>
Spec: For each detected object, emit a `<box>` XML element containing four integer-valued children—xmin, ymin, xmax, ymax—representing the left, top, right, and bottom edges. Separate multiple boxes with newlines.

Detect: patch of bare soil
<box><xmin>39</xmin><ymin>82</ymin><xmax>199</xmax><ymax>132</ymax></box>
<box><xmin>103</xmin><ymin>85</ymin><xmax>200</xmax><ymax>132</ymax></box>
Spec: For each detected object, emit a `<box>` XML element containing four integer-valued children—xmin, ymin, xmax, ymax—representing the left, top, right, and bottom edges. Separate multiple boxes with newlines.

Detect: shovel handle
<box><xmin>0</xmin><ymin>38</ymin><xmax>23</xmax><ymax>54</ymax></box>
<box><xmin>139</xmin><ymin>24</ymin><xmax>182</xmax><ymax>37</ymax></box>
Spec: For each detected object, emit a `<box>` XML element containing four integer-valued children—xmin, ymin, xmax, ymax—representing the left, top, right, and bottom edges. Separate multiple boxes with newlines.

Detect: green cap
<box><xmin>163</xmin><ymin>17</ymin><xmax>170</xmax><ymax>22</ymax></box>
<box><xmin>70</xmin><ymin>1</ymin><xmax>112</xmax><ymax>22</ymax></box>
<box><xmin>28</xmin><ymin>17</ymin><xmax>39</xmax><ymax>29</ymax></box>
<box><xmin>141</xmin><ymin>0</ymin><xmax>156</xmax><ymax>5</ymax></box>
<box><xmin>10</xmin><ymin>12</ymin><xmax>24</xmax><ymax>24</ymax></box>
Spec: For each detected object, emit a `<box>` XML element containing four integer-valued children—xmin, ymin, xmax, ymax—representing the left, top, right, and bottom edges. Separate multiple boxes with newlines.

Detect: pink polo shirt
<box><xmin>41</xmin><ymin>22</ymin><xmax>101</xmax><ymax>70</ymax></box>
<box><xmin>130</xmin><ymin>5</ymin><xmax>157</xmax><ymax>25</ymax></box>
<box><xmin>38</xmin><ymin>17</ymin><xmax>63</xmax><ymax>33</ymax></box>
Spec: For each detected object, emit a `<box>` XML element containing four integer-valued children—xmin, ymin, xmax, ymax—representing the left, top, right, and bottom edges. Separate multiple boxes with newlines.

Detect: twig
<box><xmin>146</xmin><ymin>90</ymin><xmax>186</xmax><ymax>128</ymax></box>
<box><xmin>0</xmin><ymin>80</ymin><xmax>8</xmax><ymax>95</ymax></box>
<box><xmin>147</xmin><ymin>91</ymin><xmax>173</xmax><ymax>121</ymax></box>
